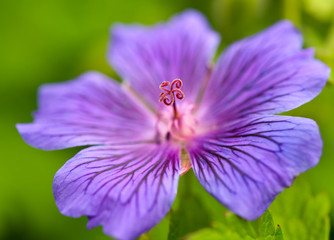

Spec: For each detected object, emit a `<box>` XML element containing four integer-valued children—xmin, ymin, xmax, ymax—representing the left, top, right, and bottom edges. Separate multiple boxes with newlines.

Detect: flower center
<box><xmin>157</xmin><ymin>79</ymin><xmax>198</xmax><ymax>142</ymax></box>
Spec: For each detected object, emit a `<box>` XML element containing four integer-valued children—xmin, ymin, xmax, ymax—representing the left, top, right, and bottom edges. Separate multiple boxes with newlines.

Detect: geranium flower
<box><xmin>17</xmin><ymin>10</ymin><xmax>330</xmax><ymax>240</ymax></box>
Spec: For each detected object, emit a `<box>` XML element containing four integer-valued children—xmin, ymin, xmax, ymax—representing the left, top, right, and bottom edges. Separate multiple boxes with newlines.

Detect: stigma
<box><xmin>159</xmin><ymin>79</ymin><xmax>185</xmax><ymax>118</ymax></box>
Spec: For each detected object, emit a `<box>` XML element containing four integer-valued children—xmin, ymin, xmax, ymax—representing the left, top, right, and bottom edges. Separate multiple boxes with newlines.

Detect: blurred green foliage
<box><xmin>168</xmin><ymin>174</ymin><xmax>329</xmax><ymax>240</ymax></box>
<box><xmin>185</xmin><ymin>210</ymin><xmax>284</xmax><ymax>240</ymax></box>
<box><xmin>270</xmin><ymin>179</ymin><xmax>330</xmax><ymax>240</ymax></box>
<box><xmin>1</xmin><ymin>0</ymin><xmax>334</xmax><ymax>239</ymax></box>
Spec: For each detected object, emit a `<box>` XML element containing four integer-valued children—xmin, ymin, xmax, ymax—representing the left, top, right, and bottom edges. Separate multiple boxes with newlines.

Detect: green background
<box><xmin>1</xmin><ymin>0</ymin><xmax>334</xmax><ymax>239</ymax></box>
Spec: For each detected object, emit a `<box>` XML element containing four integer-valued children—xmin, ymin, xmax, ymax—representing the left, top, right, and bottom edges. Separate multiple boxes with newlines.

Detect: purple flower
<box><xmin>17</xmin><ymin>10</ymin><xmax>330</xmax><ymax>240</ymax></box>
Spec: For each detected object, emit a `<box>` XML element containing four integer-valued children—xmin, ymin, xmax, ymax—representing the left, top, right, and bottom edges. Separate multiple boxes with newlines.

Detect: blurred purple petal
<box><xmin>108</xmin><ymin>10</ymin><xmax>220</xmax><ymax>109</ymax></box>
<box><xmin>199</xmin><ymin>21</ymin><xmax>330</xmax><ymax>123</ymax></box>
<box><xmin>54</xmin><ymin>143</ymin><xmax>180</xmax><ymax>240</ymax></box>
<box><xmin>188</xmin><ymin>116</ymin><xmax>322</xmax><ymax>220</ymax></box>
<box><xmin>17</xmin><ymin>71</ymin><xmax>155</xmax><ymax>150</ymax></box>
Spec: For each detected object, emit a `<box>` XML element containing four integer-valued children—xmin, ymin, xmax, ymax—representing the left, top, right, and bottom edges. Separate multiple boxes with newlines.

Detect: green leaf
<box><xmin>269</xmin><ymin>178</ymin><xmax>330</xmax><ymax>240</ymax></box>
<box><xmin>259</xmin><ymin>211</ymin><xmax>275</xmax><ymax>238</ymax></box>
<box><xmin>185</xmin><ymin>210</ymin><xmax>283</xmax><ymax>240</ymax></box>
<box><xmin>184</xmin><ymin>179</ymin><xmax>330</xmax><ymax>240</ymax></box>
<box><xmin>274</xmin><ymin>226</ymin><xmax>284</xmax><ymax>240</ymax></box>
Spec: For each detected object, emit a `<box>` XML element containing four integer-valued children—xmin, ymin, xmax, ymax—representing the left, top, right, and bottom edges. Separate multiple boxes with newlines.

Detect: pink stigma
<box><xmin>159</xmin><ymin>79</ymin><xmax>185</xmax><ymax>106</ymax></box>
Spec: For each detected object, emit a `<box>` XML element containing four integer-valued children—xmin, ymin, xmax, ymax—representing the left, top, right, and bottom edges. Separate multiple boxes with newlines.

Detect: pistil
<box><xmin>172</xmin><ymin>101</ymin><xmax>179</xmax><ymax>118</ymax></box>
<box><xmin>159</xmin><ymin>79</ymin><xmax>185</xmax><ymax>119</ymax></box>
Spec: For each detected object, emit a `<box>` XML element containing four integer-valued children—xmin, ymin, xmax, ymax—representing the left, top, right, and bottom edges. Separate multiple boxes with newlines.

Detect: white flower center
<box><xmin>156</xmin><ymin>103</ymin><xmax>198</xmax><ymax>143</ymax></box>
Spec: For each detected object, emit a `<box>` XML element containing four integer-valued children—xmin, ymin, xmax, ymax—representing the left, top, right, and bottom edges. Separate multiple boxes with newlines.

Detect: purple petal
<box><xmin>17</xmin><ymin>71</ymin><xmax>156</xmax><ymax>150</ymax></box>
<box><xmin>199</xmin><ymin>21</ymin><xmax>330</xmax><ymax>123</ymax></box>
<box><xmin>187</xmin><ymin>115</ymin><xmax>322</xmax><ymax>220</ymax></box>
<box><xmin>108</xmin><ymin>10</ymin><xmax>220</xmax><ymax>108</ymax></box>
<box><xmin>54</xmin><ymin>143</ymin><xmax>180</xmax><ymax>240</ymax></box>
